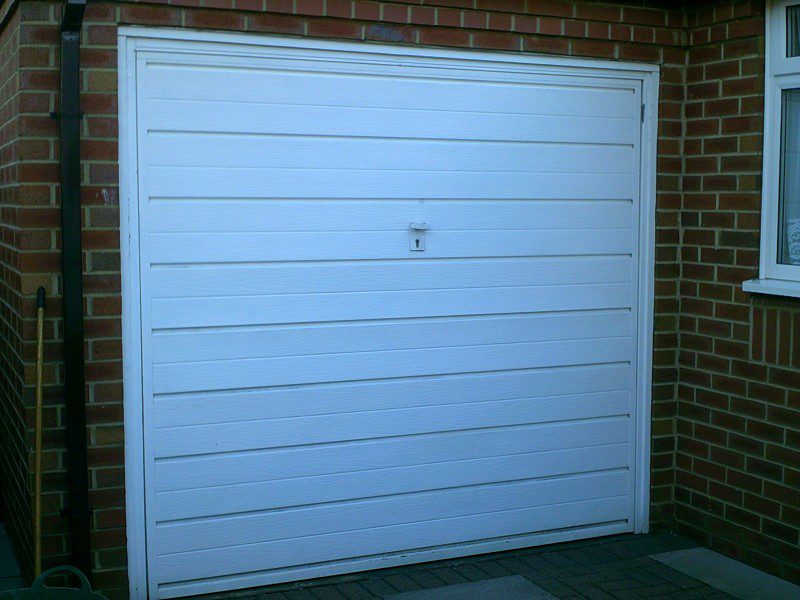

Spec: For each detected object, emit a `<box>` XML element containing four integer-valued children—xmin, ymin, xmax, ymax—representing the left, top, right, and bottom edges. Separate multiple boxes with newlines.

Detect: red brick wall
<box><xmin>0</xmin><ymin>0</ymin><xmax>66</xmax><ymax>577</ymax></box>
<box><xmin>676</xmin><ymin>0</ymin><xmax>800</xmax><ymax>585</ymax></box>
<box><xmin>0</xmin><ymin>0</ymin><xmax>691</xmax><ymax>597</ymax></box>
<box><xmin>0</xmin><ymin>0</ymin><xmax>27</xmax><ymax>568</ymax></box>
<box><xmin>0</xmin><ymin>0</ymin><xmax>74</xmax><ymax>579</ymax></box>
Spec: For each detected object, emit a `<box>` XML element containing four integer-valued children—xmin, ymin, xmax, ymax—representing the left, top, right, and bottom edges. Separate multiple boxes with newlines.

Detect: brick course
<box><xmin>0</xmin><ymin>0</ymin><xmax>796</xmax><ymax>597</ymax></box>
<box><xmin>0</xmin><ymin>0</ymin><xmax>28</xmax><ymax>574</ymax></box>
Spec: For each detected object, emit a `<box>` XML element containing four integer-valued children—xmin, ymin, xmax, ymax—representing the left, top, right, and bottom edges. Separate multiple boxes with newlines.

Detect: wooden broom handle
<box><xmin>34</xmin><ymin>287</ymin><xmax>45</xmax><ymax>576</ymax></box>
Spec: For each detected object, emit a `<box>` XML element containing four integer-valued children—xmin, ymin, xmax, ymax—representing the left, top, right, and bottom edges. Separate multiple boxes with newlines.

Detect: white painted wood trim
<box><xmin>760</xmin><ymin>51</ymin><xmax>779</xmax><ymax>279</ymax></box>
<box><xmin>118</xmin><ymin>28</ymin><xmax>658</xmax><ymax>598</ymax></box>
<box><xmin>119</xmin><ymin>34</ymin><xmax>148</xmax><ymax>600</ymax></box>
<box><xmin>743</xmin><ymin>276</ymin><xmax>800</xmax><ymax>297</ymax></box>
<box><xmin>769</xmin><ymin>0</ymin><xmax>800</xmax><ymax>77</ymax></box>
<box><xmin>634</xmin><ymin>70</ymin><xmax>659</xmax><ymax>533</ymax></box>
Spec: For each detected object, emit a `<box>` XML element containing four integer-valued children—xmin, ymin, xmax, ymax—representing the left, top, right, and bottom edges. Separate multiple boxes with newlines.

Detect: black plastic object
<box><xmin>0</xmin><ymin>566</ymin><xmax>106</xmax><ymax>600</ymax></box>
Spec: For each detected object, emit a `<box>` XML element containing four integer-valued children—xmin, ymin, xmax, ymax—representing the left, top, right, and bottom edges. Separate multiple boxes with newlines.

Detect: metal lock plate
<box><xmin>409</xmin><ymin>222</ymin><xmax>430</xmax><ymax>251</ymax></box>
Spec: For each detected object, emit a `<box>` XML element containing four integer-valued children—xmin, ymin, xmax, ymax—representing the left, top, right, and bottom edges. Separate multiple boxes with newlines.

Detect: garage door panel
<box><xmin>149</xmin><ymin>200</ymin><xmax>633</xmax><ymax>235</ymax></box>
<box><xmin>146</xmin><ymin>99</ymin><xmax>638</xmax><ymax>145</ymax></box>
<box><xmin>154</xmin><ymin>443</ymin><xmax>630</xmax><ymax>523</ymax></box>
<box><xmin>151</xmin><ymin>312</ymin><xmax>631</xmax><ymax>364</ymax></box>
<box><xmin>153</xmin><ymin>364</ymin><xmax>631</xmax><ymax>429</ymax></box>
<box><xmin>155</xmin><ymin>495</ymin><xmax>630</xmax><ymax>584</ymax></box>
<box><xmin>153</xmin><ymin>336</ymin><xmax>631</xmax><ymax>394</ymax></box>
<box><xmin>145</xmin><ymin>65</ymin><xmax>637</xmax><ymax>118</ymax></box>
<box><xmin>134</xmin><ymin>38</ymin><xmax>646</xmax><ymax>596</ymax></box>
<box><xmin>149</xmin><ymin>230</ymin><xmax>632</xmax><ymax>265</ymax></box>
<box><xmin>150</xmin><ymin>257</ymin><xmax>633</xmax><ymax>298</ymax></box>
<box><xmin>148</xmin><ymin>134</ymin><xmax>636</xmax><ymax>173</ymax></box>
<box><xmin>154</xmin><ymin>417</ymin><xmax>631</xmax><ymax>492</ymax></box>
<box><xmin>156</xmin><ymin>469</ymin><xmax>629</xmax><ymax>554</ymax></box>
<box><xmin>154</xmin><ymin>389</ymin><xmax>630</xmax><ymax>457</ymax></box>
<box><xmin>151</xmin><ymin>283</ymin><xmax>633</xmax><ymax>330</ymax></box>
<box><xmin>146</xmin><ymin>166</ymin><xmax>634</xmax><ymax>201</ymax></box>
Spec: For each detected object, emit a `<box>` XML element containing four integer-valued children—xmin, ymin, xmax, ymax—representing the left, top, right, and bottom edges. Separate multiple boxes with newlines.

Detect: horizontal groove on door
<box><xmin>152</xmin><ymin>336</ymin><xmax>632</xmax><ymax>393</ymax></box>
<box><xmin>151</xmin><ymin>312</ymin><xmax>632</xmax><ymax>364</ymax></box>
<box><xmin>149</xmin><ymin>231</ymin><xmax>633</xmax><ymax>264</ymax></box>
<box><xmin>146</xmin><ymin>167</ymin><xmax>636</xmax><ymax>200</ymax></box>
<box><xmin>154</xmin><ymin>470</ymin><xmax>630</xmax><ymax>552</ymax></box>
<box><xmin>154</xmin><ymin>495</ymin><xmax>631</xmax><ymax>583</ymax></box>
<box><xmin>152</xmin><ymin>362</ymin><xmax>632</xmax><ymax>427</ymax></box>
<box><xmin>150</xmin><ymin>285</ymin><xmax>634</xmax><ymax>330</ymax></box>
<box><xmin>153</xmin><ymin>417</ymin><xmax>631</xmax><ymax>490</ymax></box>
<box><xmin>154</xmin><ymin>446</ymin><xmax>631</xmax><ymax>523</ymax></box>
<box><xmin>148</xmin><ymin>135</ymin><xmax>636</xmax><ymax>172</ymax></box>
<box><xmin>154</xmin><ymin>389</ymin><xmax>631</xmax><ymax>456</ymax></box>
<box><xmin>145</xmin><ymin>64</ymin><xmax>637</xmax><ymax>117</ymax></box>
<box><xmin>147</xmin><ymin>200</ymin><xmax>634</xmax><ymax>234</ymax></box>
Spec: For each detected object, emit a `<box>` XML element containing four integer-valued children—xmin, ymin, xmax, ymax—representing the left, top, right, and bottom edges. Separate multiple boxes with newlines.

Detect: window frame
<box><xmin>763</xmin><ymin>74</ymin><xmax>800</xmax><ymax>281</ymax></box>
<box><xmin>746</xmin><ymin>0</ymin><xmax>800</xmax><ymax>295</ymax></box>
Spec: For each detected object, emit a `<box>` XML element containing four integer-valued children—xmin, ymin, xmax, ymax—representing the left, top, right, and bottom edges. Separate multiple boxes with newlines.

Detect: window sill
<box><xmin>743</xmin><ymin>278</ymin><xmax>800</xmax><ymax>299</ymax></box>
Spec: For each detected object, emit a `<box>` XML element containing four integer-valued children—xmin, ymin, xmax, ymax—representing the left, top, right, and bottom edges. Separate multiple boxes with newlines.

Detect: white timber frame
<box><xmin>118</xmin><ymin>27</ymin><xmax>660</xmax><ymax>599</ymax></box>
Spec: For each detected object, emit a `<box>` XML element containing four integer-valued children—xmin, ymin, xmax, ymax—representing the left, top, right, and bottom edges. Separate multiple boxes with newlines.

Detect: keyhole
<box><xmin>415</xmin><ymin>238</ymin><xmax>420</xmax><ymax>248</ymax></box>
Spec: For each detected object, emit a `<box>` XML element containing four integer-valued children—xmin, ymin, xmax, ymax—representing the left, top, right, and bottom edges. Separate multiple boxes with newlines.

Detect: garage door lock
<box><xmin>409</xmin><ymin>222</ymin><xmax>430</xmax><ymax>251</ymax></box>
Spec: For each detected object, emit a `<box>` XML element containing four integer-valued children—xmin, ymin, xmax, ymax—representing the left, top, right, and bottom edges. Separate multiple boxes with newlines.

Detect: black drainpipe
<box><xmin>56</xmin><ymin>0</ymin><xmax>92</xmax><ymax>579</ymax></box>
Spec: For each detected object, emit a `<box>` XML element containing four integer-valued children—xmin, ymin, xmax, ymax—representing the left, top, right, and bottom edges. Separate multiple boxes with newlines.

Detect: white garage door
<box><xmin>122</xmin><ymin>32</ymin><xmax>654</xmax><ymax>599</ymax></box>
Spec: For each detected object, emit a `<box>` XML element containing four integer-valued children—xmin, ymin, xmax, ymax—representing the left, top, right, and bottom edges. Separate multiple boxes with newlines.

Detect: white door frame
<box><xmin>118</xmin><ymin>27</ymin><xmax>659</xmax><ymax>599</ymax></box>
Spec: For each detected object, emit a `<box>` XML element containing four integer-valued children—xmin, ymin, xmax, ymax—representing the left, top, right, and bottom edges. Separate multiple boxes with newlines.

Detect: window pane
<box><xmin>779</xmin><ymin>89</ymin><xmax>800</xmax><ymax>265</ymax></box>
<box><xmin>789</xmin><ymin>5</ymin><xmax>800</xmax><ymax>57</ymax></box>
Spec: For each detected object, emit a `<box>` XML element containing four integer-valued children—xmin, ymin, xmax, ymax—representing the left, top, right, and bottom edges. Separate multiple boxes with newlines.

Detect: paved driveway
<box><xmin>193</xmin><ymin>533</ymin><xmax>735</xmax><ymax>600</ymax></box>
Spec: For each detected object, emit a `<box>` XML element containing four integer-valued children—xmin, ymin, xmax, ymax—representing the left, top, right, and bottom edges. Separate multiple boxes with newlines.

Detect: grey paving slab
<box><xmin>382</xmin><ymin>576</ymin><xmax>557</xmax><ymax>600</ymax></box>
<box><xmin>651</xmin><ymin>548</ymin><xmax>800</xmax><ymax>600</ymax></box>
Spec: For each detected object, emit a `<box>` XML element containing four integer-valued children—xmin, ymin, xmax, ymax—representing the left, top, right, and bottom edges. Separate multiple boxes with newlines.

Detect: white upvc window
<box><xmin>745</xmin><ymin>0</ymin><xmax>800</xmax><ymax>297</ymax></box>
